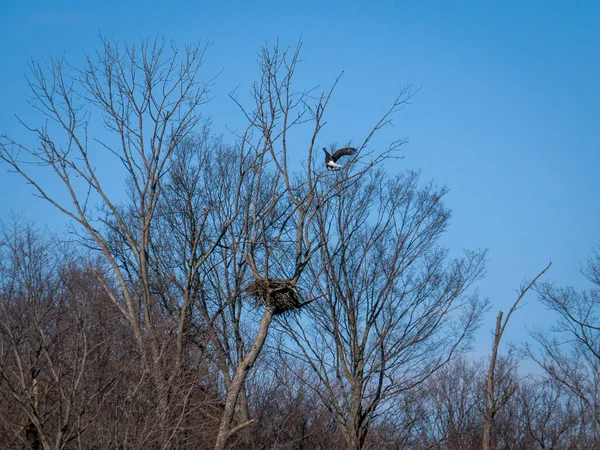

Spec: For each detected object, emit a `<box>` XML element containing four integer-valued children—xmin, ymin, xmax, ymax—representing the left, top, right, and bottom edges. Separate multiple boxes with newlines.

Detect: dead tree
<box><xmin>482</xmin><ymin>262</ymin><xmax>552</xmax><ymax>450</ymax></box>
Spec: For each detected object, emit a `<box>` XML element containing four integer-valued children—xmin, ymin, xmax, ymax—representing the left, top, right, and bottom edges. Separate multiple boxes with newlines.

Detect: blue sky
<box><xmin>1</xmin><ymin>0</ymin><xmax>599</xmax><ymax>361</ymax></box>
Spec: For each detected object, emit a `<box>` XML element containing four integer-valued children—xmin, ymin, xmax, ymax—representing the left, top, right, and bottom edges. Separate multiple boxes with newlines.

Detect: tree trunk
<box><xmin>214</xmin><ymin>306</ymin><xmax>274</xmax><ymax>450</ymax></box>
<box><xmin>482</xmin><ymin>311</ymin><xmax>503</xmax><ymax>450</ymax></box>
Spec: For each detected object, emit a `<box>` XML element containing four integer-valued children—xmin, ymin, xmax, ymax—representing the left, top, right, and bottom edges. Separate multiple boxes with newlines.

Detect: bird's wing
<box><xmin>331</xmin><ymin>147</ymin><xmax>357</xmax><ymax>162</ymax></box>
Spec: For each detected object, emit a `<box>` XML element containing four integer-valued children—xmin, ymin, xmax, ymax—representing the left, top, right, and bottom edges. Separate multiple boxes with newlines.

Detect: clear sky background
<box><xmin>1</xmin><ymin>0</ymin><xmax>599</xmax><ymax>364</ymax></box>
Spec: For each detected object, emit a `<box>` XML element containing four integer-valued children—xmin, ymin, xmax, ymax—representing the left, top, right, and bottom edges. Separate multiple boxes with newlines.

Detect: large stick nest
<box><xmin>245</xmin><ymin>278</ymin><xmax>303</xmax><ymax>315</ymax></box>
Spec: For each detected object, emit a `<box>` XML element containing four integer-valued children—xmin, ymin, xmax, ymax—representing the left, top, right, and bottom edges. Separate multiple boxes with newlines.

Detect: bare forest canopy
<box><xmin>1</xmin><ymin>38</ymin><xmax>599</xmax><ymax>450</ymax></box>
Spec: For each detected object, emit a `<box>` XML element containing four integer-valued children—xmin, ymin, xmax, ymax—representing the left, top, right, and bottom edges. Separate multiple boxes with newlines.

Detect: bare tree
<box><xmin>278</xmin><ymin>167</ymin><xmax>488</xmax><ymax>449</ymax></box>
<box><xmin>482</xmin><ymin>262</ymin><xmax>552</xmax><ymax>450</ymax></box>
<box><xmin>0</xmin><ymin>37</ymin><xmax>215</xmax><ymax>397</ymax></box>
<box><xmin>527</xmin><ymin>245</ymin><xmax>600</xmax><ymax>444</ymax></box>
<box><xmin>3</xmin><ymin>36</ymin><xmax>509</xmax><ymax>449</ymax></box>
<box><xmin>0</xmin><ymin>220</ymin><xmax>119</xmax><ymax>449</ymax></box>
<box><xmin>206</xmin><ymin>42</ymin><xmax>409</xmax><ymax>450</ymax></box>
<box><xmin>419</xmin><ymin>357</ymin><xmax>484</xmax><ymax>450</ymax></box>
<box><xmin>516</xmin><ymin>378</ymin><xmax>580</xmax><ymax>450</ymax></box>
<box><xmin>0</xmin><ymin>37</ymin><xmax>237</xmax><ymax>447</ymax></box>
<box><xmin>241</xmin><ymin>355</ymin><xmax>341</xmax><ymax>449</ymax></box>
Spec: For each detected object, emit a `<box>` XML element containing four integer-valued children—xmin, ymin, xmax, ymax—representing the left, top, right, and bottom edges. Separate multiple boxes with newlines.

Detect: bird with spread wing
<box><xmin>323</xmin><ymin>147</ymin><xmax>356</xmax><ymax>169</ymax></box>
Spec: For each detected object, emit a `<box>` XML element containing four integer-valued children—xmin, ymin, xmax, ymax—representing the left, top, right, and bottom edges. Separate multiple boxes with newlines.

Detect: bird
<box><xmin>323</xmin><ymin>147</ymin><xmax>356</xmax><ymax>169</ymax></box>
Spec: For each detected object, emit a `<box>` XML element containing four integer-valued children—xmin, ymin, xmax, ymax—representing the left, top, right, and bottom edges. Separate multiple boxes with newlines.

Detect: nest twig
<box><xmin>245</xmin><ymin>278</ymin><xmax>303</xmax><ymax>315</ymax></box>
